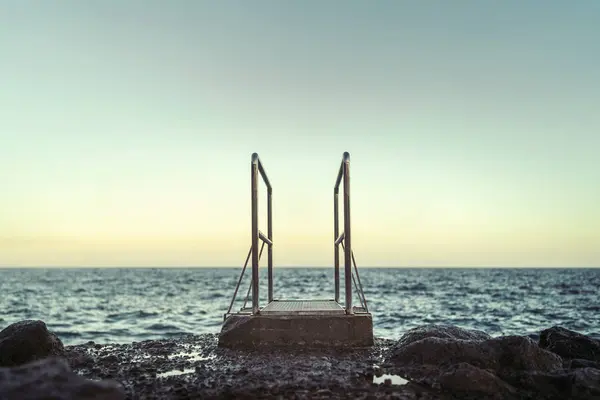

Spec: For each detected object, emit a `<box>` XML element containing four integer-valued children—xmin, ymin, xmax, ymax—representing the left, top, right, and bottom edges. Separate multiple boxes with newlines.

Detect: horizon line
<box><xmin>1</xmin><ymin>265</ymin><xmax>598</xmax><ymax>269</ymax></box>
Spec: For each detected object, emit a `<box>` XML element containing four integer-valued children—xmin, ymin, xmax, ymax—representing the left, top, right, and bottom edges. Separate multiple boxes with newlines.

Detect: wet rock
<box><xmin>502</xmin><ymin>367</ymin><xmax>600</xmax><ymax>400</ymax></box>
<box><xmin>64</xmin><ymin>347</ymin><xmax>96</xmax><ymax>369</ymax></box>
<box><xmin>394</xmin><ymin>324</ymin><xmax>491</xmax><ymax>349</ymax></box>
<box><xmin>503</xmin><ymin>370</ymin><xmax>574</xmax><ymax>399</ymax></box>
<box><xmin>437</xmin><ymin>362</ymin><xmax>517</xmax><ymax>398</ymax></box>
<box><xmin>0</xmin><ymin>357</ymin><xmax>125</xmax><ymax>400</ymax></box>
<box><xmin>390</xmin><ymin>335</ymin><xmax>561</xmax><ymax>374</ymax></box>
<box><xmin>568</xmin><ymin>358</ymin><xmax>600</xmax><ymax>369</ymax></box>
<box><xmin>492</xmin><ymin>335</ymin><xmax>563</xmax><ymax>374</ymax></box>
<box><xmin>539</xmin><ymin>326</ymin><xmax>600</xmax><ymax>362</ymax></box>
<box><xmin>0</xmin><ymin>320</ymin><xmax>65</xmax><ymax>367</ymax></box>
<box><xmin>572</xmin><ymin>367</ymin><xmax>600</xmax><ymax>397</ymax></box>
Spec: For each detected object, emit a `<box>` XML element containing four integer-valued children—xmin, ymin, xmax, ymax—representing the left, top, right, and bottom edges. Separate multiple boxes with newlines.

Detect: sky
<box><xmin>1</xmin><ymin>1</ymin><xmax>598</xmax><ymax>267</ymax></box>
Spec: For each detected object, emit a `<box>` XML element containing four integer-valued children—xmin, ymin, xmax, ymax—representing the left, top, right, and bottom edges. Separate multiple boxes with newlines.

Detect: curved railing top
<box><xmin>334</xmin><ymin>151</ymin><xmax>350</xmax><ymax>193</ymax></box>
<box><xmin>252</xmin><ymin>152</ymin><xmax>272</xmax><ymax>192</ymax></box>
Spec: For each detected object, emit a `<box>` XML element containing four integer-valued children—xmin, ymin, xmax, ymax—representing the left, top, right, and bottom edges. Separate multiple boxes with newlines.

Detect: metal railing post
<box><xmin>334</xmin><ymin>189</ymin><xmax>340</xmax><ymax>303</ymax></box>
<box><xmin>251</xmin><ymin>154</ymin><xmax>260</xmax><ymax>314</ymax></box>
<box><xmin>342</xmin><ymin>152</ymin><xmax>353</xmax><ymax>314</ymax></box>
<box><xmin>267</xmin><ymin>188</ymin><xmax>273</xmax><ymax>303</ymax></box>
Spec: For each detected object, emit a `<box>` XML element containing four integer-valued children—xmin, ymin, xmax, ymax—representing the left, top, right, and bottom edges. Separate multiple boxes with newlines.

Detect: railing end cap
<box><xmin>343</xmin><ymin>152</ymin><xmax>350</xmax><ymax>161</ymax></box>
<box><xmin>252</xmin><ymin>153</ymin><xmax>259</xmax><ymax>163</ymax></box>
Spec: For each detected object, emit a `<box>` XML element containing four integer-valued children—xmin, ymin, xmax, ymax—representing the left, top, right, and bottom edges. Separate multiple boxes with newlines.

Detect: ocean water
<box><xmin>1</xmin><ymin>268</ymin><xmax>599</xmax><ymax>345</ymax></box>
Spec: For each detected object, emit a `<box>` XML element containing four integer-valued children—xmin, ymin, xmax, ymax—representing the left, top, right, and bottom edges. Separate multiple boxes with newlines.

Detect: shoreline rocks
<box><xmin>1</xmin><ymin>320</ymin><xmax>599</xmax><ymax>399</ymax></box>
<box><xmin>0</xmin><ymin>320</ymin><xmax>65</xmax><ymax>367</ymax></box>
<box><xmin>0</xmin><ymin>357</ymin><xmax>125</xmax><ymax>400</ymax></box>
<box><xmin>540</xmin><ymin>326</ymin><xmax>600</xmax><ymax>363</ymax></box>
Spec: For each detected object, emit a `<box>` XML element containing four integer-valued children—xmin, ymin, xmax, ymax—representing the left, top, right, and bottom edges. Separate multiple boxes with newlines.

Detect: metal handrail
<box><xmin>351</xmin><ymin>250</ymin><xmax>368</xmax><ymax>312</ymax></box>
<box><xmin>341</xmin><ymin>241</ymin><xmax>369</xmax><ymax>312</ymax></box>
<box><xmin>258</xmin><ymin>231</ymin><xmax>273</xmax><ymax>246</ymax></box>
<box><xmin>243</xmin><ymin>241</ymin><xmax>267</xmax><ymax>311</ymax></box>
<box><xmin>251</xmin><ymin>153</ymin><xmax>273</xmax><ymax>314</ymax></box>
<box><xmin>334</xmin><ymin>232</ymin><xmax>345</xmax><ymax>246</ymax></box>
<box><xmin>334</xmin><ymin>152</ymin><xmax>354</xmax><ymax>314</ymax></box>
<box><xmin>225</xmin><ymin>245</ymin><xmax>252</xmax><ymax>318</ymax></box>
<box><xmin>224</xmin><ymin>241</ymin><xmax>267</xmax><ymax>321</ymax></box>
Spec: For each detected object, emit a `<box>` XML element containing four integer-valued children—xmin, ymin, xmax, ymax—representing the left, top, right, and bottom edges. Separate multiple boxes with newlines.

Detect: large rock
<box><xmin>539</xmin><ymin>326</ymin><xmax>600</xmax><ymax>363</ymax></box>
<box><xmin>572</xmin><ymin>367</ymin><xmax>600</xmax><ymax>397</ymax></box>
<box><xmin>388</xmin><ymin>325</ymin><xmax>566</xmax><ymax>399</ymax></box>
<box><xmin>394</xmin><ymin>324</ymin><xmax>491</xmax><ymax>349</ymax></box>
<box><xmin>501</xmin><ymin>367</ymin><xmax>600</xmax><ymax>400</ymax></box>
<box><xmin>0</xmin><ymin>320</ymin><xmax>65</xmax><ymax>367</ymax></box>
<box><xmin>0</xmin><ymin>357</ymin><xmax>125</xmax><ymax>400</ymax></box>
<box><xmin>437</xmin><ymin>362</ymin><xmax>517</xmax><ymax>398</ymax></box>
<box><xmin>390</xmin><ymin>334</ymin><xmax>562</xmax><ymax>375</ymax></box>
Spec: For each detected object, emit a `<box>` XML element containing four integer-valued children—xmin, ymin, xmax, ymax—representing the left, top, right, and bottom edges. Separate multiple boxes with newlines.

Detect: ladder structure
<box><xmin>219</xmin><ymin>152</ymin><xmax>373</xmax><ymax>347</ymax></box>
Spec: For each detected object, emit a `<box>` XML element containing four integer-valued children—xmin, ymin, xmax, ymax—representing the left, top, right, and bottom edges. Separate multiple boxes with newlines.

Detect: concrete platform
<box><xmin>219</xmin><ymin>300</ymin><xmax>373</xmax><ymax>348</ymax></box>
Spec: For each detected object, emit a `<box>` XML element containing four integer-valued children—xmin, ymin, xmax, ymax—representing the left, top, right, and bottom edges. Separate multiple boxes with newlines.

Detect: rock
<box><xmin>492</xmin><ymin>335</ymin><xmax>563</xmax><ymax>374</ymax></box>
<box><xmin>0</xmin><ymin>320</ymin><xmax>65</xmax><ymax>367</ymax></box>
<box><xmin>437</xmin><ymin>362</ymin><xmax>517</xmax><ymax>398</ymax></box>
<box><xmin>539</xmin><ymin>326</ymin><xmax>600</xmax><ymax>363</ymax></box>
<box><xmin>0</xmin><ymin>357</ymin><xmax>125</xmax><ymax>400</ymax></box>
<box><xmin>502</xmin><ymin>367</ymin><xmax>600</xmax><ymax>400</ymax></box>
<box><xmin>503</xmin><ymin>370</ymin><xmax>574</xmax><ymax>399</ymax></box>
<box><xmin>64</xmin><ymin>347</ymin><xmax>96</xmax><ymax>369</ymax></box>
<box><xmin>568</xmin><ymin>358</ymin><xmax>600</xmax><ymax>369</ymax></box>
<box><xmin>572</xmin><ymin>367</ymin><xmax>600</xmax><ymax>397</ymax></box>
<box><xmin>394</xmin><ymin>324</ymin><xmax>491</xmax><ymax>349</ymax></box>
<box><xmin>390</xmin><ymin>334</ymin><xmax>562</xmax><ymax>375</ymax></box>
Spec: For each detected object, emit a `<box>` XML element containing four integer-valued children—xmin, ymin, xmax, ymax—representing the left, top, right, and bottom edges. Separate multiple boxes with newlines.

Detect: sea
<box><xmin>1</xmin><ymin>268</ymin><xmax>599</xmax><ymax>345</ymax></box>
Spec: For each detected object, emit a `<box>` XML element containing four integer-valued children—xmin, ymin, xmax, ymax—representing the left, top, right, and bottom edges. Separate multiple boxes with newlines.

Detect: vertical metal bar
<box><xmin>251</xmin><ymin>156</ymin><xmax>260</xmax><ymax>314</ymax></box>
<box><xmin>343</xmin><ymin>152</ymin><xmax>353</xmax><ymax>314</ymax></box>
<box><xmin>334</xmin><ymin>189</ymin><xmax>340</xmax><ymax>303</ymax></box>
<box><xmin>267</xmin><ymin>188</ymin><xmax>273</xmax><ymax>303</ymax></box>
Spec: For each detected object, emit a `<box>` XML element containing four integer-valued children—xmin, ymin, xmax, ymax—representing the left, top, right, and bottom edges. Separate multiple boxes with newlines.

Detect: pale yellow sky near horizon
<box><xmin>1</xmin><ymin>1</ymin><xmax>599</xmax><ymax>267</ymax></box>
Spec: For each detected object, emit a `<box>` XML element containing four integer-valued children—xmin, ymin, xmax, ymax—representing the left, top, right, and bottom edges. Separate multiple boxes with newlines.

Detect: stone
<box><xmin>502</xmin><ymin>367</ymin><xmax>600</xmax><ymax>400</ymax></box>
<box><xmin>539</xmin><ymin>326</ymin><xmax>600</xmax><ymax>363</ymax></box>
<box><xmin>0</xmin><ymin>320</ymin><xmax>65</xmax><ymax>367</ymax></box>
<box><xmin>492</xmin><ymin>335</ymin><xmax>563</xmax><ymax>374</ymax></box>
<box><xmin>569</xmin><ymin>358</ymin><xmax>600</xmax><ymax>369</ymax></box>
<box><xmin>0</xmin><ymin>357</ymin><xmax>125</xmax><ymax>400</ymax></box>
<box><xmin>394</xmin><ymin>324</ymin><xmax>491</xmax><ymax>349</ymax></box>
<box><xmin>437</xmin><ymin>362</ymin><xmax>517</xmax><ymax>398</ymax></box>
<box><xmin>572</xmin><ymin>367</ymin><xmax>600</xmax><ymax>397</ymax></box>
<box><xmin>389</xmin><ymin>335</ymin><xmax>562</xmax><ymax>374</ymax></box>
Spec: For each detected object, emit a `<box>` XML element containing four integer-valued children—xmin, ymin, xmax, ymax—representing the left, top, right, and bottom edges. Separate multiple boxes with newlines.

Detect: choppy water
<box><xmin>1</xmin><ymin>268</ymin><xmax>599</xmax><ymax>345</ymax></box>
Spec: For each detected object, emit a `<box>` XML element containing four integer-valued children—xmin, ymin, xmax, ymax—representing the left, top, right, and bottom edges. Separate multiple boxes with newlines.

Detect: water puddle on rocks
<box><xmin>157</xmin><ymin>368</ymin><xmax>196</xmax><ymax>378</ymax></box>
<box><xmin>157</xmin><ymin>345</ymin><xmax>215</xmax><ymax>378</ymax></box>
<box><xmin>167</xmin><ymin>344</ymin><xmax>216</xmax><ymax>362</ymax></box>
<box><xmin>372</xmin><ymin>374</ymin><xmax>409</xmax><ymax>386</ymax></box>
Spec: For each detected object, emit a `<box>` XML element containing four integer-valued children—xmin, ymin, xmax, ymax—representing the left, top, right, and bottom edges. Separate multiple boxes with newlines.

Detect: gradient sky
<box><xmin>1</xmin><ymin>1</ymin><xmax>598</xmax><ymax>267</ymax></box>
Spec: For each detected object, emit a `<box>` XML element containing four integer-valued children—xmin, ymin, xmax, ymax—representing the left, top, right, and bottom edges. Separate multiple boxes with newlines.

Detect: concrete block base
<box><xmin>218</xmin><ymin>313</ymin><xmax>373</xmax><ymax>348</ymax></box>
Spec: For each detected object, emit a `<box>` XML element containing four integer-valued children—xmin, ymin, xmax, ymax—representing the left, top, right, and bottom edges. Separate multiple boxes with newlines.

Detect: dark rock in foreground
<box><xmin>0</xmin><ymin>320</ymin><xmax>65</xmax><ymax>367</ymax></box>
<box><xmin>390</xmin><ymin>326</ymin><xmax>562</xmax><ymax>374</ymax></box>
<box><xmin>394</xmin><ymin>324</ymin><xmax>491</xmax><ymax>348</ymax></box>
<box><xmin>0</xmin><ymin>357</ymin><xmax>125</xmax><ymax>400</ymax></box>
<box><xmin>387</xmin><ymin>324</ymin><xmax>600</xmax><ymax>400</ymax></box>
<box><xmin>540</xmin><ymin>326</ymin><xmax>600</xmax><ymax>363</ymax></box>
